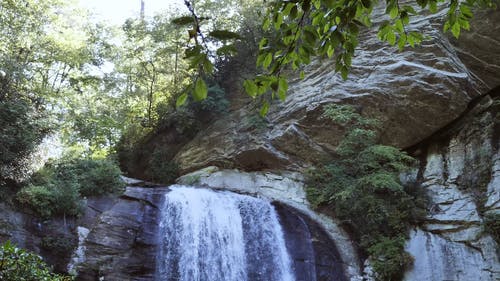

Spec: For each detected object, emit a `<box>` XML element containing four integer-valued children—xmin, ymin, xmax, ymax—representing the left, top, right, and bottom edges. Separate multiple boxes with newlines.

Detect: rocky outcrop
<box><xmin>73</xmin><ymin>183</ymin><xmax>168</xmax><ymax>281</ymax></box>
<box><xmin>0</xmin><ymin>178</ymin><xmax>168</xmax><ymax>280</ymax></box>
<box><xmin>403</xmin><ymin>92</ymin><xmax>500</xmax><ymax>280</ymax></box>
<box><xmin>172</xmin><ymin>5</ymin><xmax>500</xmax><ymax>174</ymax></box>
<box><xmin>0</xmin><ymin>203</ymin><xmax>78</xmax><ymax>273</ymax></box>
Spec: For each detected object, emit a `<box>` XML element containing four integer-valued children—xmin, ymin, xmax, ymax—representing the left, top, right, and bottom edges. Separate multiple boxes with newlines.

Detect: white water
<box><xmin>156</xmin><ymin>186</ymin><xmax>295</xmax><ymax>281</ymax></box>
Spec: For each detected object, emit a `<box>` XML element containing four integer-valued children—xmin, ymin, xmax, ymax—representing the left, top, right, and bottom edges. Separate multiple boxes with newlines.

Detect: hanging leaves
<box><xmin>208</xmin><ymin>30</ymin><xmax>241</xmax><ymax>40</ymax></box>
<box><xmin>172</xmin><ymin>16</ymin><xmax>195</xmax><ymax>26</ymax></box>
<box><xmin>176</xmin><ymin>92</ymin><xmax>188</xmax><ymax>107</ymax></box>
<box><xmin>193</xmin><ymin>78</ymin><xmax>208</xmax><ymax>101</ymax></box>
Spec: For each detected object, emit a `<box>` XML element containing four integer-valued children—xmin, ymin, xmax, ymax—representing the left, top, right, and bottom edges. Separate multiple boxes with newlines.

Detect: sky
<box><xmin>78</xmin><ymin>0</ymin><xmax>185</xmax><ymax>25</ymax></box>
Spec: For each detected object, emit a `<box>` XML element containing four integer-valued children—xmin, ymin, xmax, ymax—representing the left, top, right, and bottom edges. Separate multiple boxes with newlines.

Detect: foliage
<box><xmin>243</xmin><ymin>0</ymin><xmax>497</xmax><ymax>108</ymax></box>
<box><xmin>147</xmin><ymin>148</ymin><xmax>180</xmax><ymax>184</ymax></box>
<box><xmin>171</xmin><ymin>0</ymin><xmax>255</xmax><ymax>106</ymax></box>
<box><xmin>0</xmin><ymin>97</ymin><xmax>51</xmax><ymax>183</ymax></box>
<box><xmin>0</xmin><ymin>241</ymin><xmax>72</xmax><ymax>281</ymax></box>
<box><xmin>17</xmin><ymin>157</ymin><xmax>124</xmax><ymax>218</ymax></box>
<box><xmin>65</xmin><ymin>158</ymin><xmax>125</xmax><ymax>196</ymax></box>
<box><xmin>367</xmin><ymin>236</ymin><xmax>414</xmax><ymax>280</ymax></box>
<box><xmin>170</xmin><ymin>0</ymin><xmax>495</xmax><ymax>116</ymax></box>
<box><xmin>306</xmin><ymin>104</ymin><xmax>426</xmax><ymax>280</ymax></box>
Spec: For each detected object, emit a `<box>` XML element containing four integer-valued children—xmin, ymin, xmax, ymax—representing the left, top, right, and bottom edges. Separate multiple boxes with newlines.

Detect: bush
<box><xmin>0</xmin><ymin>241</ymin><xmax>72</xmax><ymax>281</ymax></box>
<box><xmin>16</xmin><ymin>185</ymin><xmax>56</xmax><ymax>218</ymax></box>
<box><xmin>148</xmin><ymin>147</ymin><xmax>179</xmax><ymax>184</ymax></box>
<box><xmin>17</xmin><ymin>157</ymin><xmax>124</xmax><ymax>218</ymax></box>
<box><xmin>306</xmin><ymin>104</ymin><xmax>426</xmax><ymax>281</ymax></box>
<box><xmin>66</xmin><ymin>158</ymin><xmax>124</xmax><ymax>196</ymax></box>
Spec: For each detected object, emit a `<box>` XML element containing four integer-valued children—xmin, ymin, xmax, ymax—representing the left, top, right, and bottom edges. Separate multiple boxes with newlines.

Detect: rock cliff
<box><xmin>173</xmin><ymin>6</ymin><xmax>500</xmax><ymax>174</ymax></box>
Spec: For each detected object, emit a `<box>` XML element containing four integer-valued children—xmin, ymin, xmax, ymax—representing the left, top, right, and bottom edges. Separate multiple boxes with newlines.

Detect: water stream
<box><xmin>155</xmin><ymin>186</ymin><xmax>295</xmax><ymax>281</ymax></box>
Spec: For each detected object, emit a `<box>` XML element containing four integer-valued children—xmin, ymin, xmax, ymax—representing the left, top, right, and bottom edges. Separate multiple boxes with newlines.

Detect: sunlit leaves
<box><xmin>176</xmin><ymin>92</ymin><xmax>189</xmax><ymax>107</ymax></box>
<box><xmin>259</xmin><ymin>100</ymin><xmax>270</xmax><ymax>117</ymax></box>
<box><xmin>277</xmin><ymin>77</ymin><xmax>288</xmax><ymax>101</ymax></box>
<box><xmin>243</xmin><ymin>79</ymin><xmax>259</xmax><ymax>98</ymax></box>
<box><xmin>208</xmin><ymin>30</ymin><xmax>241</xmax><ymax>40</ymax></box>
<box><xmin>172</xmin><ymin>16</ymin><xmax>196</xmax><ymax>26</ymax></box>
<box><xmin>174</xmin><ymin>2</ymin><xmax>243</xmax><ymax>103</ymax></box>
<box><xmin>194</xmin><ymin>79</ymin><xmax>208</xmax><ymax>101</ymax></box>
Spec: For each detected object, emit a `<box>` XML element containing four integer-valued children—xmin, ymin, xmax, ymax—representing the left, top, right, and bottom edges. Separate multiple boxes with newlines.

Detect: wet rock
<box><xmin>405</xmin><ymin>93</ymin><xmax>500</xmax><ymax>280</ymax></box>
<box><xmin>73</xmin><ymin>186</ymin><xmax>168</xmax><ymax>281</ymax></box>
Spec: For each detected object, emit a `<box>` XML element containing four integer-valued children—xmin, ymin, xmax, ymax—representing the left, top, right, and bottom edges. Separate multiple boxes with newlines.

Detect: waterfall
<box><xmin>156</xmin><ymin>186</ymin><xmax>295</xmax><ymax>281</ymax></box>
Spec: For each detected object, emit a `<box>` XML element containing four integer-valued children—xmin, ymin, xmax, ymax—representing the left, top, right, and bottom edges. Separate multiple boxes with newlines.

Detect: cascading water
<box><xmin>155</xmin><ymin>185</ymin><xmax>295</xmax><ymax>281</ymax></box>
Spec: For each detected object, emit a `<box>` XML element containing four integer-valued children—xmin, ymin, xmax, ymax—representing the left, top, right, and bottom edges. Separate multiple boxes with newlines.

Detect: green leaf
<box><xmin>443</xmin><ymin>21</ymin><xmax>451</xmax><ymax>32</ymax></box>
<box><xmin>389</xmin><ymin>7</ymin><xmax>399</xmax><ymax>19</ymax></box>
<box><xmin>451</xmin><ymin>21</ymin><xmax>461</xmax><ymax>38</ymax></box>
<box><xmin>263</xmin><ymin>17</ymin><xmax>271</xmax><ymax>30</ymax></box>
<box><xmin>260</xmin><ymin>101</ymin><xmax>270</xmax><ymax>117</ymax></box>
<box><xmin>395</xmin><ymin>19</ymin><xmax>404</xmax><ymax>33</ymax></box>
<box><xmin>259</xmin><ymin>38</ymin><xmax>268</xmax><ymax>49</ymax></box>
<box><xmin>263</xmin><ymin>53</ymin><xmax>273</xmax><ymax>69</ymax></box>
<box><xmin>340</xmin><ymin>66</ymin><xmax>349</xmax><ymax>80</ymax></box>
<box><xmin>429</xmin><ymin>0</ymin><xmax>437</xmax><ymax>13</ymax></box>
<box><xmin>202</xmin><ymin>57</ymin><xmax>214</xmax><ymax>73</ymax></box>
<box><xmin>243</xmin><ymin>79</ymin><xmax>258</xmax><ymax>98</ymax></box>
<box><xmin>397</xmin><ymin>35</ymin><xmax>406</xmax><ymax>50</ymax></box>
<box><xmin>459</xmin><ymin>4</ymin><xmax>473</xmax><ymax>18</ymax></box>
<box><xmin>300</xmin><ymin>71</ymin><xmax>305</xmax><ymax>79</ymax></box>
<box><xmin>282</xmin><ymin>3</ymin><xmax>295</xmax><ymax>16</ymax></box>
<box><xmin>176</xmin><ymin>92</ymin><xmax>188</xmax><ymax>107</ymax></box>
<box><xmin>172</xmin><ymin>16</ymin><xmax>195</xmax><ymax>26</ymax></box>
<box><xmin>277</xmin><ymin>78</ymin><xmax>288</xmax><ymax>101</ymax></box>
<box><xmin>327</xmin><ymin>45</ymin><xmax>335</xmax><ymax>58</ymax></box>
<box><xmin>387</xmin><ymin>31</ymin><xmax>397</xmax><ymax>45</ymax></box>
<box><xmin>208</xmin><ymin>30</ymin><xmax>242</xmax><ymax>40</ymax></box>
<box><xmin>274</xmin><ymin>13</ymin><xmax>284</xmax><ymax>30</ymax></box>
<box><xmin>216</xmin><ymin>44</ymin><xmax>237</xmax><ymax>56</ymax></box>
<box><xmin>193</xmin><ymin>79</ymin><xmax>208</xmax><ymax>101</ymax></box>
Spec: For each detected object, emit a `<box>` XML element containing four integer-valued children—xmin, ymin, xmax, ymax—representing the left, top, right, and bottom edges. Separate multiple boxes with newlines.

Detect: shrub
<box><xmin>66</xmin><ymin>158</ymin><xmax>125</xmax><ymax>196</ymax></box>
<box><xmin>17</xmin><ymin>157</ymin><xmax>124</xmax><ymax>218</ymax></box>
<box><xmin>367</xmin><ymin>236</ymin><xmax>414</xmax><ymax>281</ymax></box>
<box><xmin>0</xmin><ymin>241</ymin><xmax>72</xmax><ymax>281</ymax></box>
<box><xmin>306</xmin><ymin>104</ymin><xmax>425</xmax><ymax>281</ymax></box>
<box><xmin>16</xmin><ymin>185</ymin><xmax>56</xmax><ymax>218</ymax></box>
<box><xmin>148</xmin><ymin>147</ymin><xmax>179</xmax><ymax>184</ymax></box>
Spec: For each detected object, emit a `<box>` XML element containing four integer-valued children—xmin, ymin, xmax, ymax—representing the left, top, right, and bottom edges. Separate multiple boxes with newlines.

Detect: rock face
<box><xmin>171</xmin><ymin>5</ymin><xmax>500</xmax><ymax>174</ymax></box>
<box><xmin>73</xmin><ymin>184</ymin><xmax>167</xmax><ymax>281</ymax></box>
<box><xmin>0</xmin><ymin>203</ymin><xmax>78</xmax><ymax>273</ymax></box>
<box><xmin>274</xmin><ymin>203</ymin><xmax>348</xmax><ymax>281</ymax></box>
<box><xmin>403</xmin><ymin>92</ymin><xmax>500</xmax><ymax>280</ymax></box>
